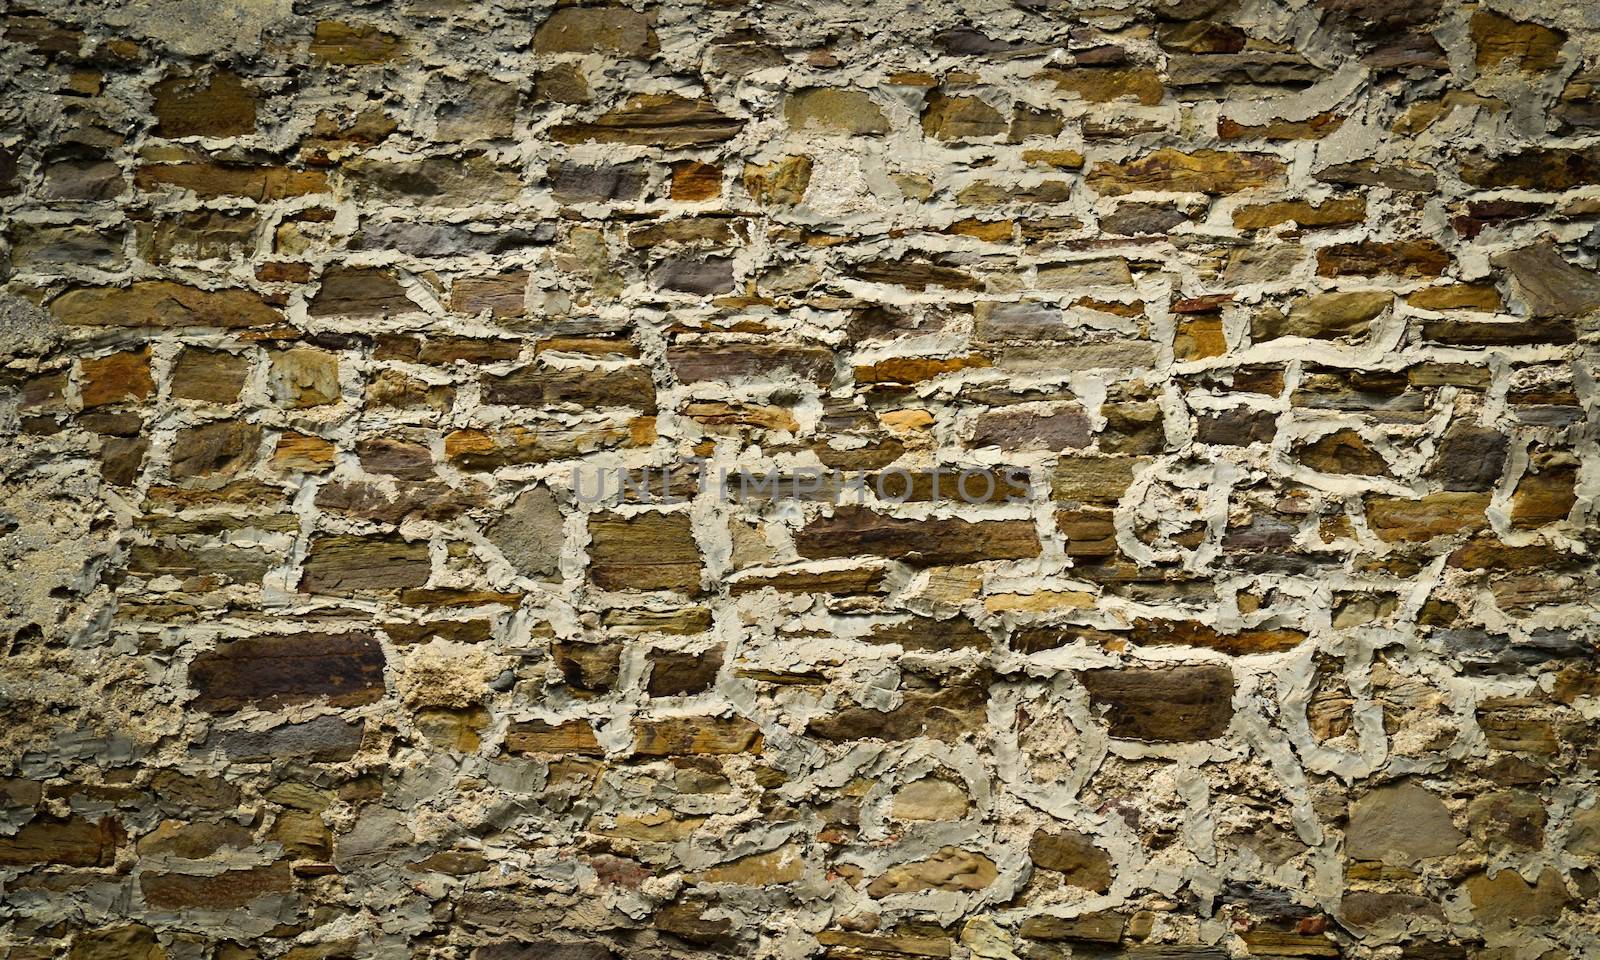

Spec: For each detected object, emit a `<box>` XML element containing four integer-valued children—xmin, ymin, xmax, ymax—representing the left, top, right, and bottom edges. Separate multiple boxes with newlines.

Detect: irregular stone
<box><xmin>300</xmin><ymin>534</ymin><xmax>431</xmax><ymax>594</ymax></box>
<box><xmin>80</xmin><ymin>349</ymin><xmax>154</xmax><ymax>408</ymax></box>
<box><xmin>1316</xmin><ymin>241</ymin><xmax>1448</xmax><ymax>277</ymax></box>
<box><xmin>1465</xmin><ymin>868</ymin><xmax>1569</xmax><ymax>930</ymax></box>
<box><xmin>1029</xmin><ymin>829</ymin><xmax>1113</xmax><ymax>892</ymax></box>
<box><xmin>784</xmin><ymin>88</ymin><xmax>889</xmax><ymax>134</ymax></box>
<box><xmin>1344</xmin><ymin>781</ymin><xmax>1465</xmax><ymax>862</ymax></box>
<box><xmin>551</xmin><ymin>94</ymin><xmax>744</xmax><ymax>147</ymax></box>
<box><xmin>867</xmin><ymin>847</ymin><xmax>997</xmax><ymax>897</ymax></box>
<box><xmin>794</xmin><ymin>507</ymin><xmax>1041</xmax><ymax>566</ymax></box>
<box><xmin>922</xmin><ymin>91</ymin><xmax>1008</xmax><ymax>140</ymax></box>
<box><xmin>633</xmin><ymin>715</ymin><xmax>762</xmax><ymax>755</ymax></box>
<box><xmin>1076</xmin><ymin>665</ymin><xmax>1234</xmax><ymax>742</ymax></box>
<box><xmin>311</xmin><ymin>20</ymin><xmax>405</xmax><ymax>64</ymax></box>
<box><xmin>534</xmin><ymin>6</ymin><xmax>656</xmax><ymax>56</ymax></box>
<box><xmin>1296</xmin><ymin>429</ymin><xmax>1391</xmax><ymax>476</ymax></box>
<box><xmin>892</xmin><ymin>776</ymin><xmax>970</xmax><ymax>820</ymax></box>
<box><xmin>1490</xmin><ymin>242</ymin><xmax>1600</xmax><ymax>318</ymax></box>
<box><xmin>188</xmin><ymin>632</ymin><xmax>385</xmax><ymax>713</ymax></box>
<box><xmin>1365</xmin><ymin>493</ymin><xmax>1489</xmax><ymax>541</ymax></box>
<box><xmin>141</xmin><ymin>862</ymin><xmax>292</xmax><ymax>910</ymax></box>
<box><xmin>49</xmin><ymin>282</ymin><xmax>281</xmax><ymax>328</ymax></box>
<box><xmin>1087</xmin><ymin>149</ymin><xmax>1286</xmax><ymax>196</ymax></box>
<box><xmin>135</xmin><ymin>162</ymin><xmax>327</xmax><ymax>199</ymax></box>
<box><xmin>0</xmin><ymin>815</ymin><xmax>121</xmax><ymax>867</ymax></box>
<box><xmin>1427</xmin><ymin>425</ymin><xmax>1507</xmax><ymax>492</ymax></box>
<box><xmin>268</xmin><ymin>347</ymin><xmax>340</xmax><ymax>407</ymax></box>
<box><xmin>152</xmin><ymin>70</ymin><xmax>256</xmax><ymax>137</ymax></box>
<box><xmin>309</xmin><ymin>266</ymin><xmax>414</xmax><ymax>317</ymax></box>
<box><xmin>484</xmin><ymin>487</ymin><xmax>564</xmax><ymax>581</ymax></box>
<box><xmin>1253</xmin><ymin>291</ymin><xmax>1389</xmax><ymax>341</ymax></box>
<box><xmin>1471</xmin><ymin>11</ymin><xmax>1566</xmax><ymax>73</ymax></box>
<box><xmin>169</xmin><ymin>421</ymin><xmax>261</xmax><ymax>478</ymax></box>
<box><xmin>218</xmin><ymin>715</ymin><xmax>365</xmax><ymax>761</ymax></box>
<box><xmin>589</xmin><ymin>512</ymin><xmax>701</xmax><ymax>592</ymax></box>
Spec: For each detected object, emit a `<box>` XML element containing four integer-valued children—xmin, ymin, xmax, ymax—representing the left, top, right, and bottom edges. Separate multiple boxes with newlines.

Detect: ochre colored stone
<box><xmin>80</xmin><ymin>349</ymin><xmax>153</xmax><ymax>408</ymax></box>
<box><xmin>784</xmin><ymin>88</ymin><xmax>889</xmax><ymax>134</ymax></box>
<box><xmin>311</xmin><ymin>21</ymin><xmax>406</xmax><ymax>64</ymax></box>
<box><xmin>1087</xmin><ymin>149</ymin><xmax>1286</xmax><ymax>196</ymax></box>
<box><xmin>152</xmin><ymin>70</ymin><xmax>257</xmax><ymax>137</ymax></box>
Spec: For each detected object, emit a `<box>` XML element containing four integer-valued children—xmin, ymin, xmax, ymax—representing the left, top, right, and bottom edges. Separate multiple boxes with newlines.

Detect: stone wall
<box><xmin>1</xmin><ymin>0</ymin><xmax>1598</xmax><ymax>957</ymax></box>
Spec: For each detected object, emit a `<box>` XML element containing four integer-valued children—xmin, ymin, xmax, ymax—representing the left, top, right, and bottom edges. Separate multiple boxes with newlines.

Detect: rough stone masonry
<box><xmin>1</xmin><ymin>0</ymin><xmax>1599</xmax><ymax>957</ymax></box>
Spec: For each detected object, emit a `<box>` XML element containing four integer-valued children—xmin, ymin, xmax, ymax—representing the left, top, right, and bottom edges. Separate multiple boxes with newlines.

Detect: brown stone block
<box><xmin>188</xmin><ymin>632</ymin><xmax>386</xmax><ymax>712</ymax></box>
<box><xmin>588</xmin><ymin>512</ymin><xmax>701</xmax><ymax>592</ymax></box>
<box><xmin>300</xmin><ymin>534</ymin><xmax>431</xmax><ymax>594</ymax></box>
<box><xmin>141</xmin><ymin>861</ymin><xmax>293</xmax><ymax>910</ymax></box>
<box><xmin>633</xmin><ymin>715</ymin><xmax>763</xmax><ymax>755</ymax></box>
<box><xmin>1076</xmin><ymin>664</ymin><xmax>1234</xmax><ymax>742</ymax></box>
<box><xmin>49</xmin><ymin>282</ymin><xmax>282</xmax><ymax>329</ymax></box>
<box><xmin>79</xmin><ymin>348</ymin><xmax>153</xmax><ymax>408</ymax></box>
<box><xmin>794</xmin><ymin>507</ymin><xmax>1040</xmax><ymax>566</ymax></box>
<box><xmin>0</xmin><ymin>815</ymin><xmax>122</xmax><ymax>867</ymax></box>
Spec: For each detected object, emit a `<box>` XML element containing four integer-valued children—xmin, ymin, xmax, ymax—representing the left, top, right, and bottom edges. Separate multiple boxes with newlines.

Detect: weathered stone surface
<box><xmin>80</xmin><ymin>349</ymin><xmax>154</xmax><ymax>408</ymax></box>
<box><xmin>867</xmin><ymin>847</ymin><xmax>997</xmax><ymax>897</ymax></box>
<box><xmin>1365</xmin><ymin>493</ymin><xmax>1489</xmax><ymax>541</ymax></box>
<box><xmin>1344</xmin><ymin>781</ymin><xmax>1465</xmax><ymax>862</ymax></box>
<box><xmin>169</xmin><ymin>421</ymin><xmax>261</xmax><ymax>478</ymax></box>
<box><xmin>170</xmin><ymin>349</ymin><xmax>249</xmax><ymax>403</ymax></box>
<box><xmin>269</xmin><ymin>347</ymin><xmax>340</xmax><ymax>407</ymax></box>
<box><xmin>152</xmin><ymin>70</ymin><xmax>256</xmax><ymax>137</ymax></box>
<box><xmin>892</xmin><ymin>776</ymin><xmax>970</xmax><ymax>820</ymax></box>
<box><xmin>1490</xmin><ymin>242</ymin><xmax>1600</xmax><ymax>318</ymax></box>
<box><xmin>218</xmin><ymin>715</ymin><xmax>365</xmax><ymax>761</ymax></box>
<box><xmin>309</xmin><ymin>266</ymin><xmax>414</xmax><ymax>317</ymax></box>
<box><xmin>484</xmin><ymin>365</ymin><xmax>655</xmax><ymax>412</ymax></box>
<box><xmin>300</xmin><ymin>534</ymin><xmax>431</xmax><ymax>594</ymax></box>
<box><xmin>4</xmin><ymin>5</ymin><xmax>1598</xmax><ymax>954</ymax></box>
<box><xmin>50</xmin><ymin>282</ymin><xmax>281</xmax><ymax>328</ymax></box>
<box><xmin>311</xmin><ymin>20</ymin><xmax>405</xmax><ymax>64</ymax></box>
<box><xmin>1077</xmin><ymin>665</ymin><xmax>1234</xmax><ymax>742</ymax></box>
<box><xmin>534</xmin><ymin>6</ymin><xmax>655</xmax><ymax>56</ymax></box>
<box><xmin>141</xmin><ymin>862</ymin><xmax>293</xmax><ymax>910</ymax></box>
<box><xmin>551</xmin><ymin>94</ymin><xmax>743</xmax><ymax>146</ymax></box>
<box><xmin>633</xmin><ymin>715</ymin><xmax>762</xmax><ymax>755</ymax></box>
<box><xmin>0</xmin><ymin>816</ymin><xmax>121</xmax><ymax>867</ymax></box>
<box><xmin>1087</xmin><ymin>149</ymin><xmax>1285</xmax><ymax>196</ymax></box>
<box><xmin>785</xmin><ymin>88</ymin><xmax>889</xmax><ymax>134</ymax></box>
<box><xmin>484</xmin><ymin>487</ymin><xmax>563</xmax><ymax>580</ymax></box>
<box><xmin>1252</xmin><ymin>291</ymin><xmax>1389</xmax><ymax>341</ymax></box>
<box><xmin>189</xmin><ymin>632</ymin><xmax>386</xmax><ymax>712</ymax></box>
<box><xmin>135</xmin><ymin>162</ymin><xmax>327</xmax><ymax>200</ymax></box>
<box><xmin>922</xmin><ymin>92</ymin><xmax>1007</xmax><ymax>140</ymax></box>
<box><xmin>1030</xmin><ymin>829</ymin><xmax>1113</xmax><ymax>892</ymax></box>
<box><xmin>589</xmin><ymin>512</ymin><xmax>701</xmax><ymax>592</ymax></box>
<box><xmin>795</xmin><ymin>507</ymin><xmax>1041</xmax><ymax>566</ymax></box>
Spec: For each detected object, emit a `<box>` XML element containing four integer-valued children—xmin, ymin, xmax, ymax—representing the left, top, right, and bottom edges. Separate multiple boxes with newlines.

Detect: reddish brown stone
<box><xmin>141</xmin><ymin>862</ymin><xmax>293</xmax><ymax>910</ymax></box>
<box><xmin>152</xmin><ymin>70</ymin><xmax>257</xmax><ymax>137</ymax></box>
<box><xmin>0</xmin><ymin>816</ymin><xmax>123</xmax><ymax>867</ymax></box>
<box><xmin>79</xmin><ymin>349</ymin><xmax>153</xmax><ymax>408</ymax></box>
<box><xmin>795</xmin><ymin>507</ymin><xmax>1040</xmax><ymax>567</ymax></box>
<box><xmin>188</xmin><ymin>632</ymin><xmax>386</xmax><ymax>713</ymax></box>
<box><xmin>1077</xmin><ymin>665</ymin><xmax>1235</xmax><ymax>742</ymax></box>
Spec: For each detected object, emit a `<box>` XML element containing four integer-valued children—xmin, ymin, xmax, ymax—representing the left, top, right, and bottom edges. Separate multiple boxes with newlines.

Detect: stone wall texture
<box><xmin>2</xmin><ymin>0</ymin><xmax>1600</xmax><ymax>957</ymax></box>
